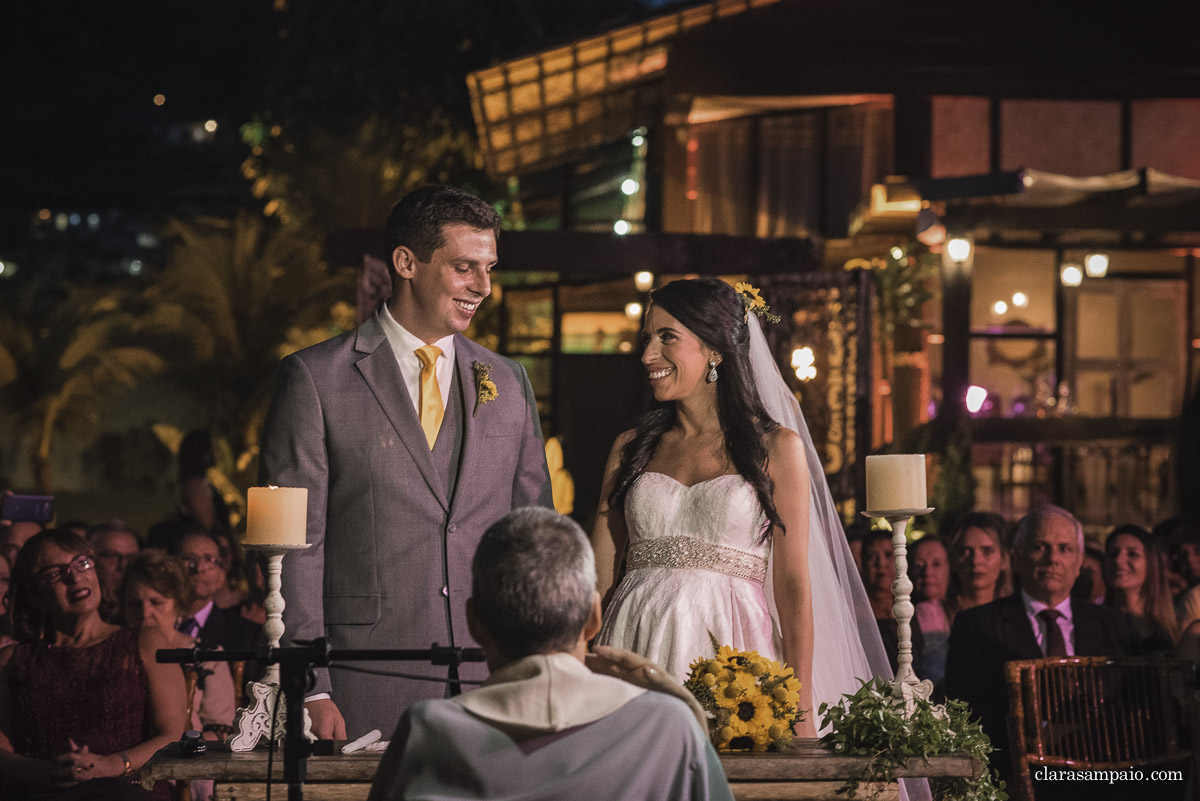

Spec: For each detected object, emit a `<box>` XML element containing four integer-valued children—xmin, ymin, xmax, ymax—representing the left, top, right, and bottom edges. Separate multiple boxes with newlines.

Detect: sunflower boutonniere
<box><xmin>472</xmin><ymin>361</ymin><xmax>498</xmax><ymax>417</ymax></box>
<box><xmin>733</xmin><ymin>282</ymin><xmax>781</xmax><ymax>324</ymax></box>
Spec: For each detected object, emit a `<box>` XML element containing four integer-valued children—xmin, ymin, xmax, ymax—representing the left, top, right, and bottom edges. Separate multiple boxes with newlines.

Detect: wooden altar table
<box><xmin>141</xmin><ymin>738</ymin><xmax>981</xmax><ymax>801</ymax></box>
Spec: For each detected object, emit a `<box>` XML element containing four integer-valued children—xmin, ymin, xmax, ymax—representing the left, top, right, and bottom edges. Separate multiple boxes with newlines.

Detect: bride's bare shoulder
<box><xmin>602</xmin><ymin>429</ymin><xmax>638</xmax><ymax>468</ymax></box>
<box><xmin>766</xmin><ymin>425</ymin><xmax>802</xmax><ymax>452</ymax></box>
<box><xmin>614</xmin><ymin>428</ymin><xmax>637</xmax><ymax>448</ymax></box>
<box><xmin>765</xmin><ymin>426</ymin><xmax>807</xmax><ymax>475</ymax></box>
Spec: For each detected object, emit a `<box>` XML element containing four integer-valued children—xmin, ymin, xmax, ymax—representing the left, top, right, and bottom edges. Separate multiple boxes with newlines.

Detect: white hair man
<box><xmin>368</xmin><ymin>507</ymin><xmax>733</xmax><ymax>801</ymax></box>
<box><xmin>944</xmin><ymin>505</ymin><xmax>1135</xmax><ymax>787</ymax></box>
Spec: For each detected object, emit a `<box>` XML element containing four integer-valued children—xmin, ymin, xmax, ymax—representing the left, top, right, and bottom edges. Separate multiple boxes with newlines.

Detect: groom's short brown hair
<box><xmin>386</xmin><ymin>185</ymin><xmax>500</xmax><ymax>262</ymax></box>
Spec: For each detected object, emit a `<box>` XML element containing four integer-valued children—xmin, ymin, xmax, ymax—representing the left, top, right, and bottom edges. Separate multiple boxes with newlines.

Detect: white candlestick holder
<box><xmin>862</xmin><ymin>507</ymin><xmax>947</xmax><ymax>719</ymax></box>
<box><xmin>229</xmin><ymin>543</ymin><xmax>315</xmax><ymax>751</ymax></box>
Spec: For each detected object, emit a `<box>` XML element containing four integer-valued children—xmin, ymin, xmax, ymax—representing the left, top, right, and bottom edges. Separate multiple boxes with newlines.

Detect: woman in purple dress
<box><xmin>0</xmin><ymin>530</ymin><xmax>186</xmax><ymax>799</ymax></box>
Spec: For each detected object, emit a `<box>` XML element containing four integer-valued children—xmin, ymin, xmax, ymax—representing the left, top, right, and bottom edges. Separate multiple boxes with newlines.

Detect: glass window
<box><xmin>1074</xmin><ymin>370</ymin><xmax>1115</xmax><ymax>417</ymax></box>
<box><xmin>558</xmin><ymin>280</ymin><xmax>642</xmax><ymax>354</ymax></box>
<box><xmin>1130</xmin><ymin>293</ymin><xmax>1179</xmax><ymax>360</ymax></box>
<box><xmin>513</xmin><ymin>355</ymin><xmax>551</xmax><ymax>420</ymax></box>
<box><xmin>561</xmin><ymin>312</ymin><xmax>639</xmax><ymax>354</ymax></box>
<box><xmin>505</xmin><ymin>288</ymin><xmax>553</xmax><ymax>354</ymax></box>
<box><xmin>1129</xmin><ymin>371</ymin><xmax>1177</xmax><ymax>418</ymax></box>
<box><xmin>969</xmin><ymin>338</ymin><xmax>1057</xmax><ymax>417</ymax></box>
<box><xmin>1067</xmin><ymin>278</ymin><xmax>1186</xmax><ymax>418</ymax></box>
<box><xmin>970</xmin><ymin>248</ymin><xmax>1057</xmax><ymax>333</ymax></box>
<box><xmin>1076</xmin><ymin>293</ymin><xmax>1119</xmax><ymax>359</ymax></box>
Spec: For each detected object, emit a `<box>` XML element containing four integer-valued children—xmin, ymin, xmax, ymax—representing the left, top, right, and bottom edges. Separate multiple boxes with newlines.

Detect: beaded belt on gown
<box><xmin>626</xmin><ymin>535</ymin><xmax>768</xmax><ymax>585</ymax></box>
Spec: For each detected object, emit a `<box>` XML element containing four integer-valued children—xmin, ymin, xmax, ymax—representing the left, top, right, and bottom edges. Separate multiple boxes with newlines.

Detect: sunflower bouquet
<box><xmin>683</xmin><ymin>645</ymin><xmax>803</xmax><ymax>752</ymax></box>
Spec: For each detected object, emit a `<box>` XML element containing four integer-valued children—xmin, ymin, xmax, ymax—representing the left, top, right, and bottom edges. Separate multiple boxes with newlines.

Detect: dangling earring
<box><xmin>706</xmin><ymin>360</ymin><xmax>718</xmax><ymax>383</ymax></box>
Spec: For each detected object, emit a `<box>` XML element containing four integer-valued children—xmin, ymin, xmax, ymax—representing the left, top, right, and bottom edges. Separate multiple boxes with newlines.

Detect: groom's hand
<box><xmin>586</xmin><ymin>645</ymin><xmax>708</xmax><ymax>730</ymax></box>
<box><xmin>305</xmin><ymin>698</ymin><xmax>347</xmax><ymax>740</ymax></box>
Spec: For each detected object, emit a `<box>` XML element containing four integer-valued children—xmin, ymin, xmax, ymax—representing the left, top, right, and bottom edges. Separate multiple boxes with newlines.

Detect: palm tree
<box><xmin>140</xmin><ymin>212</ymin><xmax>356</xmax><ymax>509</ymax></box>
<box><xmin>244</xmin><ymin>113</ymin><xmax>479</xmax><ymax>237</ymax></box>
<box><xmin>0</xmin><ymin>287</ymin><xmax>167</xmax><ymax>493</ymax></box>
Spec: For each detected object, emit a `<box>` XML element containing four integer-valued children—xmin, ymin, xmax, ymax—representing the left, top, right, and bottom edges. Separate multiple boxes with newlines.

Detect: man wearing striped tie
<box><xmin>261</xmin><ymin>186</ymin><xmax>553</xmax><ymax>740</ymax></box>
<box><xmin>944</xmin><ymin>505</ymin><xmax>1136</xmax><ymax>789</ymax></box>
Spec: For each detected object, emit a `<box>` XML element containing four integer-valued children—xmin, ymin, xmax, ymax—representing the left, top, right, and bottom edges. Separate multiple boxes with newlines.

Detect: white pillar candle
<box><xmin>865</xmin><ymin>454</ymin><xmax>927</xmax><ymax>512</ymax></box>
<box><xmin>246</xmin><ymin>486</ymin><xmax>308</xmax><ymax>546</ymax></box>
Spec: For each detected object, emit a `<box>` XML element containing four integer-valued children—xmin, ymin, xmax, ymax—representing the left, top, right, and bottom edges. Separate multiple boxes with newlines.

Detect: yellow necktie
<box><xmin>414</xmin><ymin>345</ymin><xmax>444</xmax><ymax>450</ymax></box>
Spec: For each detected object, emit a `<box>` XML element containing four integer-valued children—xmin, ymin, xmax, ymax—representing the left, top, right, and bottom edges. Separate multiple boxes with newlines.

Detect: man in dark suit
<box><xmin>944</xmin><ymin>505</ymin><xmax>1136</xmax><ymax>789</ymax></box>
<box><xmin>174</xmin><ymin>531</ymin><xmax>265</xmax><ymax>680</ymax></box>
<box><xmin>261</xmin><ymin>186</ymin><xmax>552</xmax><ymax>739</ymax></box>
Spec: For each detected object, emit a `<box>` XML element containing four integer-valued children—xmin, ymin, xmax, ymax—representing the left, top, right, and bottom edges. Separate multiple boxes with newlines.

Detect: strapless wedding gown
<box><xmin>595</xmin><ymin>471</ymin><xmax>782</xmax><ymax>683</ymax></box>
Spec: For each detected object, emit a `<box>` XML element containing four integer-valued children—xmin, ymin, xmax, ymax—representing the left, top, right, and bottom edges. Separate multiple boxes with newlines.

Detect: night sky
<box><xmin>0</xmin><ymin>0</ymin><xmax>660</xmax><ymax>252</ymax></box>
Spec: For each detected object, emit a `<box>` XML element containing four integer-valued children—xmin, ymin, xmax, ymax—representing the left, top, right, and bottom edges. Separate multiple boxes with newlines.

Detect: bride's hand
<box><xmin>586</xmin><ymin>645</ymin><xmax>708</xmax><ymax>731</ymax></box>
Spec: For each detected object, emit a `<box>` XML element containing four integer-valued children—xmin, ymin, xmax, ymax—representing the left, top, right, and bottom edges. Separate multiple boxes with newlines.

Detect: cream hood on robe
<box><xmin>452</xmin><ymin>652</ymin><xmax>646</xmax><ymax>734</ymax></box>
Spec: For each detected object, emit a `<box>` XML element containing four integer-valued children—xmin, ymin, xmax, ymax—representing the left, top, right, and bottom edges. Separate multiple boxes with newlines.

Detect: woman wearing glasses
<box><xmin>0</xmin><ymin>530</ymin><xmax>186</xmax><ymax>799</ymax></box>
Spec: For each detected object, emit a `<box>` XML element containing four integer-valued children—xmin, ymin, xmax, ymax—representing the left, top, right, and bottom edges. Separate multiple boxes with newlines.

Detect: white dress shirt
<box><xmin>1021</xmin><ymin>590</ymin><xmax>1076</xmax><ymax>657</ymax></box>
<box><xmin>378</xmin><ymin>305</ymin><xmax>455</xmax><ymax>413</ymax></box>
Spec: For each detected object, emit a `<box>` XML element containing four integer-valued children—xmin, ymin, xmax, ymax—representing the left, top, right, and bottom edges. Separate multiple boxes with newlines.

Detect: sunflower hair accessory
<box><xmin>684</xmin><ymin>642</ymin><xmax>803</xmax><ymax>752</ymax></box>
<box><xmin>472</xmin><ymin>361</ymin><xmax>498</xmax><ymax>417</ymax></box>
<box><xmin>733</xmin><ymin>282</ymin><xmax>781</xmax><ymax>324</ymax></box>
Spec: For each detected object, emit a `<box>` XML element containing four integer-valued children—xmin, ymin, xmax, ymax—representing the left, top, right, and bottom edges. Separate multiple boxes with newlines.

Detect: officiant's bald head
<box><xmin>467</xmin><ymin>507</ymin><xmax>601</xmax><ymax>669</ymax></box>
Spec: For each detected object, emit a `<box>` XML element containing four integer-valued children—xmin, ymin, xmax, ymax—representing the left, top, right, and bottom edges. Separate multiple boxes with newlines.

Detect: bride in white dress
<box><xmin>593</xmin><ymin>278</ymin><xmax>893</xmax><ymax>740</ymax></box>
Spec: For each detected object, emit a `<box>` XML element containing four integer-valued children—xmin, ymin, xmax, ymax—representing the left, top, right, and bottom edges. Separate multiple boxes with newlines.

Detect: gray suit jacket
<box><xmin>260</xmin><ymin>314</ymin><xmax>552</xmax><ymax>737</ymax></box>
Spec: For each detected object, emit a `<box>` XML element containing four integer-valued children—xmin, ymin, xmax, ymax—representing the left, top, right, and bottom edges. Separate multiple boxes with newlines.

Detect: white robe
<box><xmin>367</xmin><ymin>653</ymin><xmax>733</xmax><ymax>801</ymax></box>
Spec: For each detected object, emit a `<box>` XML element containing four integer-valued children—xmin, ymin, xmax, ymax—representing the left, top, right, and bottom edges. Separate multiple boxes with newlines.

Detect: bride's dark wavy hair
<box><xmin>608</xmin><ymin>278</ymin><xmax>785</xmax><ymax>537</ymax></box>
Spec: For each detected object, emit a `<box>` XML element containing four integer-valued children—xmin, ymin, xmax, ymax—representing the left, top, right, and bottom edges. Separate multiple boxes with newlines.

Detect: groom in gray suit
<box><xmin>260</xmin><ymin>185</ymin><xmax>553</xmax><ymax>739</ymax></box>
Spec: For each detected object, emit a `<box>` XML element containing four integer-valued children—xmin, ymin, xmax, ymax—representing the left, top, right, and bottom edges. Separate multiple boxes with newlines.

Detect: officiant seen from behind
<box><xmin>367</xmin><ymin>507</ymin><xmax>732</xmax><ymax>801</ymax></box>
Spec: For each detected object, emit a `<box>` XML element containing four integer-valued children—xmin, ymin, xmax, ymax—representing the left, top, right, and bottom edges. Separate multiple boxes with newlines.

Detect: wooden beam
<box><xmin>496</xmin><ymin>230</ymin><xmax>822</xmax><ymax>276</ymax></box>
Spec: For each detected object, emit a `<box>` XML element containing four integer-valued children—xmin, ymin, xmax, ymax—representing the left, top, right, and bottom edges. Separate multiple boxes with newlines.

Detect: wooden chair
<box><xmin>1004</xmin><ymin>656</ymin><xmax>1199</xmax><ymax>801</ymax></box>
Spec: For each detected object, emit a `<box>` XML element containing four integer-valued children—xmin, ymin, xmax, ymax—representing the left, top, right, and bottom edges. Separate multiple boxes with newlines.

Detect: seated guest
<box><xmin>844</xmin><ymin>519</ymin><xmax>871</xmax><ymax>574</ymax></box>
<box><xmin>0</xmin><ymin>521</ymin><xmax>42</xmax><ymax>569</ymax></box>
<box><xmin>861</xmin><ymin>529</ymin><xmax>906</xmax><ymax>672</ymax></box>
<box><xmin>146</xmin><ymin>519</ymin><xmax>199</xmax><ymax>554</ymax></box>
<box><xmin>208</xmin><ymin>530</ymin><xmax>265</xmax><ymax>626</ymax></box>
<box><xmin>909</xmin><ymin>535</ymin><xmax>950</xmax><ymax>605</ymax></box>
<box><xmin>1103</xmin><ymin>524</ymin><xmax>1178</xmax><ymax>653</ymax></box>
<box><xmin>123</xmin><ymin>550</ymin><xmax>237</xmax><ymax>740</ymax></box>
<box><xmin>1165</xmin><ymin>517</ymin><xmax>1200</xmax><ymax>588</ymax></box>
<box><xmin>170</xmin><ymin>531</ymin><xmax>264</xmax><ymax>681</ymax></box>
<box><xmin>0</xmin><ymin>530</ymin><xmax>186</xmax><ymax>799</ymax></box>
<box><xmin>367</xmin><ymin>508</ymin><xmax>733</xmax><ymax>801</ymax></box>
<box><xmin>946</xmin><ymin>512</ymin><xmax>1012</xmax><ymax>614</ymax></box>
<box><xmin>1071</xmin><ymin>543</ymin><xmax>1106</xmax><ymax>605</ymax></box>
<box><xmin>87</xmin><ymin>521</ymin><xmax>141</xmax><ymax>623</ymax></box>
<box><xmin>944</xmin><ymin>505</ymin><xmax>1136</xmax><ymax>787</ymax></box>
<box><xmin>1163</xmin><ymin>518</ymin><xmax>1200</xmax><ymax>629</ymax></box>
<box><xmin>1149</xmin><ymin>517</ymin><xmax>1187</xmax><ymax>598</ymax></box>
<box><xmin>908</xmin><ymin>535</ymin><xmax>951</xmax><ymax>688</ymax></box>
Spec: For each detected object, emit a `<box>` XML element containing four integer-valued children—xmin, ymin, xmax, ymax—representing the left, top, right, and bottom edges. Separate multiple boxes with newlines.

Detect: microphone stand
<box><xmin>157</xmin><ymin>640</ymin><xmax>485</xmax><ymax>801</ymax></box>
